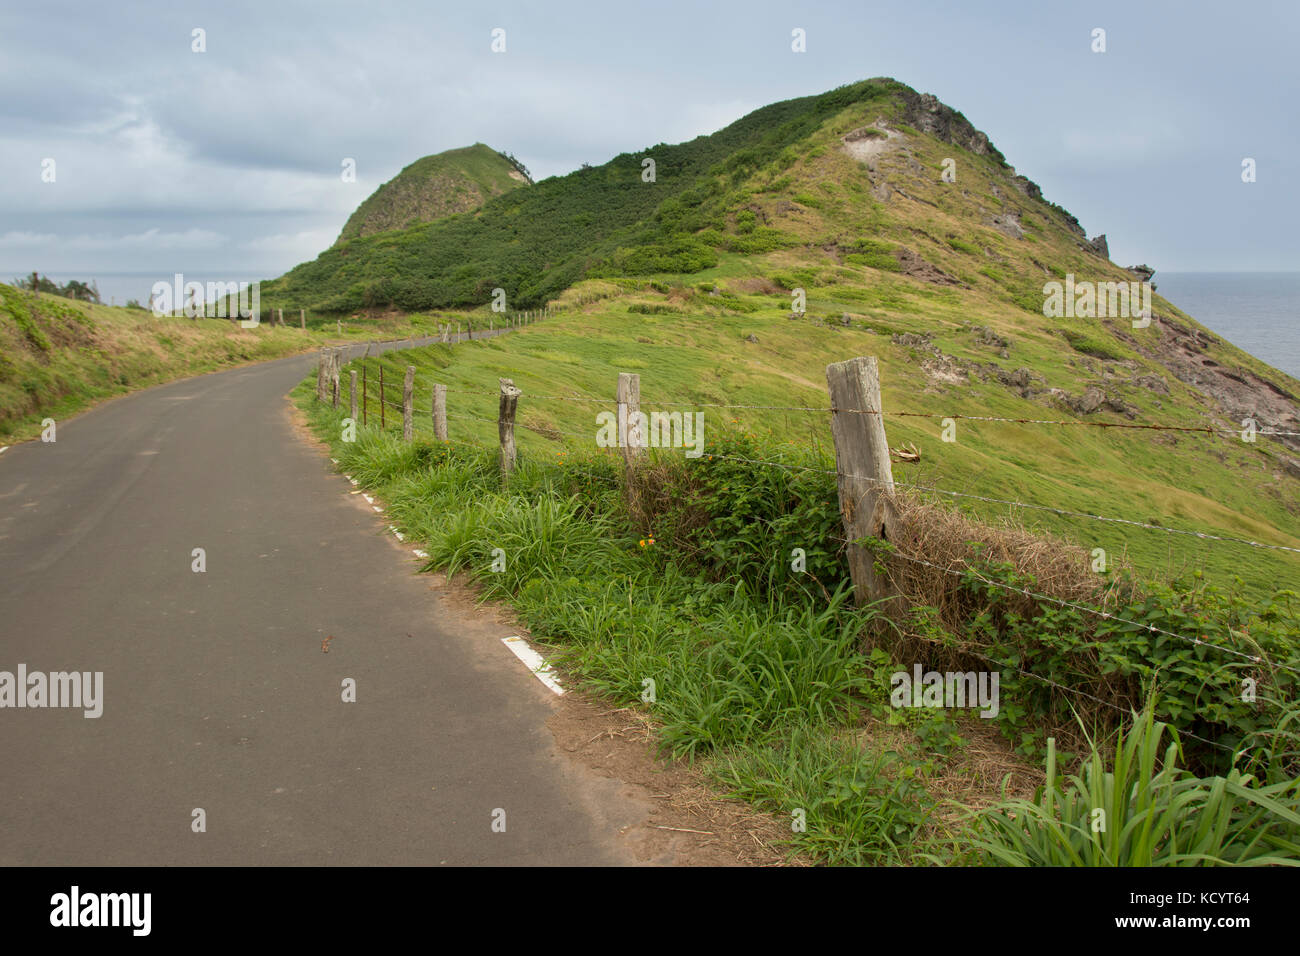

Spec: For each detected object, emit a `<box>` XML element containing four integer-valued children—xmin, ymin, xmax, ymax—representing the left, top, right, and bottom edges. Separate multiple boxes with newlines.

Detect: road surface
<box><xmin>0</xmin><ymin>339</ymin><xmax>646</xmax><ymax>865</ymax></box>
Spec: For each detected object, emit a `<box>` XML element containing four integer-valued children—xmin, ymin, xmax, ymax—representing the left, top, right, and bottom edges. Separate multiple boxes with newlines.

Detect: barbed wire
<box><xmin>876</xmin><ymin>545</ymin><xmax>1295</xmax><ymax>674</ymax></box>
<box><xmin>423</xmin><ymin>384</ymin><xmax>1300</xmax><ymax>449</ymax></box>
<box><xmin>699</xmin><ymin>451</ymin><xmax>1300</xmax><ymax>556</ymax></box>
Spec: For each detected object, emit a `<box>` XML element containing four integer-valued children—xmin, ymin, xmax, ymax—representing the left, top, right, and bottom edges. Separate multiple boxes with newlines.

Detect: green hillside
<box><xmin>334</xmin><ymin>143</ymin><xmax>530</xmax><ymax>244</ymax></box>
<box><xmin>0</xmin><ymin>283</ymin><xmax>437</xmax><ymax>442</ymax></box>
<box><xmin>265</xmin><ymin>76</ymin><xmax>1300</xmax><ymax>602</ymax></box>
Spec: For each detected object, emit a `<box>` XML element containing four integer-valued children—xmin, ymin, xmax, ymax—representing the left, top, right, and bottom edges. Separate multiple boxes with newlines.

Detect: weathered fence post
<box><xmin>337</xmin><ymin>319</ymin><xmax>342</xmax><ymax>335</ymax></box>
<box><xmin>379</xmin><ymin>365</ymin><xmax>386</xmax><ymax>429</ymax></box>
<box><xmin>402</xmin><ymin>366</ymin><xmax>415</xmax><ymax>440</ymax></box>
<box><xmin>826</xmin><ymin>356</ymin><xmax>898</xmax><ymax>609</ymax></box>
<box><xmin>350</xmin><ymin>370</ymin><xmax>358</xmax><ymax>421</ymax></box>
<box><xmin>616</xmin><ymin>372</ymin><xmax>645</xmax><ymax>467</ymax></box>
<box><xmin>362</xmin><ymin>365</ymin><xmax>368</xmax><ymax>426</ymax></box>
<box><xmin>316</xmin><ymin>348</ymin><xmax>328</xmax><ymax>402</ymax></box>
<box><xmin>330</xmin><ymin>349</ymin><xmax>341</xmax><ymax>407</ymax></box>
<box><xmin>300</xmin><ymin>308</ymin><xmax>306</xmax><ymax>329</ymax></box>
<box><xmin>432</xmin><ymin>384</ymin><xmax>447</xmax><ymax>442</ymax></box>
<box><xmin>498</xmin><ymin>377</ymin><xmax>521</xmax><ymax>476</ymax></box>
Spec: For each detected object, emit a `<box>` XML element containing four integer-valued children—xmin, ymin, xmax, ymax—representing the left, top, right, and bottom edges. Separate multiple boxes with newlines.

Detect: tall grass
<box><xmin>966</xmin><ymin>704</ymin><xmax>1300</xmax><ymax>866</ymax></box>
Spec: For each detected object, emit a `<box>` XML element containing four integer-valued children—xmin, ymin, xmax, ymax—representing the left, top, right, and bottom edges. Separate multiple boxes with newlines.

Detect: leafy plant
<box><xmin>966</xmin><ymin>704</ymin><xmax>1300</xmax><ymax>866</ymax></box>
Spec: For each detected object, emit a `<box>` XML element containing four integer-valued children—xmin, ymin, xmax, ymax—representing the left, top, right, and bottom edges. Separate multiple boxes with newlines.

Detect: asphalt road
<box><xmin>0</xmin><ymin>339</ymin><xmax>643</xmax><ymax>865</ymax></box>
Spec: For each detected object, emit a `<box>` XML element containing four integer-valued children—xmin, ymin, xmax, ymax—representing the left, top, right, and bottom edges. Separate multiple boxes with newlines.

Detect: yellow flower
<box><xmin>639</xmin><ymin>539</ymin><xmax>647</xmax><ymax>548</ymax></box>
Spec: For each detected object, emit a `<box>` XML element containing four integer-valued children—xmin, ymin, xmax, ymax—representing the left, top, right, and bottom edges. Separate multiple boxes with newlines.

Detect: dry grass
<box><xmin>869</xmin><ymin>491</ymin><xmax>1145</xmax><ymax>738</ymax></box>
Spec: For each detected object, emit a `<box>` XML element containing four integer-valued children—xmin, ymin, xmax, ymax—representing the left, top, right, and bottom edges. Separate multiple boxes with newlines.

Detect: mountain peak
<box><xmin>334</xmin><ymin>143</ymin><xmax>530</xmax><ymax>245</ymax></box>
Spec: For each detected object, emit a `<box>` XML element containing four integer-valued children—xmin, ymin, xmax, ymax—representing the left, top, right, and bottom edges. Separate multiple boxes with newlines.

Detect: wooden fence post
<box><xmin>616</xmin><ymin>372</ymin><xmax>645</xmax><ymax>466</ymax></box>
<box><xmin>826</xmin><ymin>356</ymin><xmax>898</xmax><ymax>609</ymax></box>
<box><xmin>379</xmin><ymin>365</ymin><xmax>386</xmax><ymax>429</ymax></box>
<box><xmin>402</xmin><ymin>366</ymin><xmax>415</xmax><ymax>440</ymax></box>
<box><xmin>362</xmin><ymin>364</ymin><xmax>368</xmax><ymax>427</ymax></box>
<box><xmin>498</xmin><ymin>378</ymin><xmax>521</xmax><ymax>476</ymax></box>
<box><xmin>432</xmin><ymin>384</ymin><xmax>447</xmax><ymax>442</ymax></box>
<box><xmin>349</xmin><ymin>370</ymin><xmax>358</xmax><ymax>421</ymax></box>
<box><xmin>316</xmin><ymin>348</ymin><xmax>328</xmax><ymax>402</ymax></box>
<box><xmin>300</xmin><ymin>308</ymin><xmax>306</xmax><ymax>329</ymax></box>
<box><xmin>331</xmin><ymin>349</ymin><xmax>342</xmax><ymax>407</ymax></box>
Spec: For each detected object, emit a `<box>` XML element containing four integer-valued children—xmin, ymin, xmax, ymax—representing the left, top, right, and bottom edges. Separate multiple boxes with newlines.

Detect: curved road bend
<box><xmin>0</xmin><ymin>338</ymin><xmax>645</xmax><ymax>865</ymax></box>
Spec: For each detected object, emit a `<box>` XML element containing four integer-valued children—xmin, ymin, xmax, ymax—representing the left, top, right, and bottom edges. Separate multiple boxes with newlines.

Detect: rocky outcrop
<box><xmin>894</xmin><ymin>248</ymin><xmax>963</xmax><ymax>286</ymax></box>
<box><xmin>1119</xmin><ymin>313</ymin><xmax>1300</xmax><ymax>450</ymax></box>
<box><xmin>890</xmin><ymin>88</ymin><xmax>1004</xmax><ymax>163</ymax></box>
<box><xmin>991</xmin><ymin>212</ymin><xmax>1024</xmax><ymax>239</ymax></box>
<box><xmin>1088</xmin><ymin>234</ymin><xmax>1110</xmax><ymax>259</ymax></box>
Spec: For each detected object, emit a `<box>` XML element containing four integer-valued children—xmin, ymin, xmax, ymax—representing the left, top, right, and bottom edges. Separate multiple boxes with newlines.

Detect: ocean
<box><xmin>1155</xmin><ymin>272</ymin><xmax>1300</xmax><ymax>382</ymax></box>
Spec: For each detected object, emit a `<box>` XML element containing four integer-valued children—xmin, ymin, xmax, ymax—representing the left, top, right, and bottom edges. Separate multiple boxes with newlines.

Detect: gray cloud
<box><xmin>2</xmin><ymin>0</ymin><xmax>1296</xmax><ymax>278</ymax></box>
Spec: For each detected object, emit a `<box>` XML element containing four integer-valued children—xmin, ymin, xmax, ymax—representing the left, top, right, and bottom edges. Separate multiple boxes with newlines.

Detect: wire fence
<box><xmin>316</xmin><ymin>341</ymin><xmax>1300</xmax><ymax>760</ymax></box>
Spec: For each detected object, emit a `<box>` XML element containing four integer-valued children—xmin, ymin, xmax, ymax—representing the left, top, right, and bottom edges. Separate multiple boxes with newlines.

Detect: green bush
<box><xmin>953</xmin><ymin>558</ymin><xmax>1300</xmax><ymax>773</ymax></box>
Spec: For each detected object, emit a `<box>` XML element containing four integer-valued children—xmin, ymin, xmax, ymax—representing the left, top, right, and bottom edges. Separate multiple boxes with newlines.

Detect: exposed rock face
<box><xmin>1132</xmin><ymin>373</ymin><xmax>1170</xmax><ymax>394</ymax></box>
<box><xmin>1118</xmin><ymin>314</ymin><xmax>1300</xmax><ymax>451</ymax></box>
<box><xmin>894</xmin><ymin>248</ymin><xmax>963</xmax><ymax>286</ymax></box>
<box><xmin>1010</xmin><ymin>174</ymin><xmax>1042</xmax><ymax>201</ymax></box>
<box><xmin>744</xmin><ymin>333</ymin><xmax>759</xmax><ymax>343</ymax></box>
<box><xmin>1088</xmin><ymin>234</ymin><xmax>1110</xmax><ymax>259</ymax></box>
<box><xmin>971</xmin><ymin>325</ymin><xmax>1010</xmax><ymax>349</ymax></box>
<box><xmin>991</xmin><ymin>213</ymin><xmax>1024</xmax><ymax>239</ymax></box>
<box><xmin>890</xmin><ymin>88</ymin><xmax>1005</xmax><ymax>163</ymax></box>
<box><xmin>892</xmin><ymin>332</ymin><xmax>933</xmax><ymax>349</ymax></box>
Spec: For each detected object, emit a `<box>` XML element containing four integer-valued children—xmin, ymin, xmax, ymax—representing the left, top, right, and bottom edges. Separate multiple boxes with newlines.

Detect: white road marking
<box><xmin>0</xmin><ymin>446</ymin><xmax>7</xmax><ymax>455</ymax></box>
<box><xmin>372</xmin><ymin>506</ymin><xmax>383</xmax><ymax>513</ymax></box>
<box><xmin>501</xmin><ymin>636</ymin><xmax>564</xmax><ymax>695</ymax></box>
<box><xmin>363</xmin><ymin>495</ymin><xmax>374</xmax><ymax>503</ymax></box>
<box><xmin>389</xmin><ymin>526</ymin><xmax>405</xmax><ymax>541</ymax></box>
<box><xmin>412</xmin><ymin>549</ymin><xmax>428</xmax><ymax>558</ymax></box>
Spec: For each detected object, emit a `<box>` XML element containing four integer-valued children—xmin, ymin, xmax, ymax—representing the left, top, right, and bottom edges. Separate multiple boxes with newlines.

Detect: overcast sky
<box><xmin>2</xmin><ymin>0</ymin><xmax>1296</xmax><ymax>290</ymax></box>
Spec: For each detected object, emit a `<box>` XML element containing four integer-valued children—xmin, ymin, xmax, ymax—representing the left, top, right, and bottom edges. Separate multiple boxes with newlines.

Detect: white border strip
<box><xmin>501</xmin><ymin>636</ymin><xmax>564</xmax><ymax>695</ymax></box>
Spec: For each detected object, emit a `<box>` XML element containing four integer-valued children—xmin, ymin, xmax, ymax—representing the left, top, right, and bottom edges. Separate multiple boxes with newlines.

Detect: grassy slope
<box><xmin>266</xmin><ymin>76</ymin><xmax>1300</xmax><ymax>595</ymax></box>
<box><xmin>0</xmin><ymin>284</ymin><xmax>442</xmax><ymax>442</ymax></box>
<box><xmin>339</xmin><ymin>276</ymin><xmax>1300</xmax><ymax>599</ymax></box>
<box><xmin>335</xmin><ymin>143</ymin><xmax>528</xmax><ymax>243</ymax></box>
